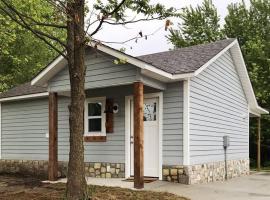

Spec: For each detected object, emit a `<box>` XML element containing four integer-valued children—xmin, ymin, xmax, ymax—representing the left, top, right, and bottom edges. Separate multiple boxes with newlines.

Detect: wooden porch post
<box><xmin>134</xmin><ymin>82</ymin><xmax>144</xmax><ymax>189</ymax></box>
<box><xmin>48</xmin><ymin>92</ymin><xmax>58</xmax><ymax>181</ymax></box>
<box><xmin>257</xmin><ymin>117</ymin><xmax>261</xmax><ymax>171</ymax></box>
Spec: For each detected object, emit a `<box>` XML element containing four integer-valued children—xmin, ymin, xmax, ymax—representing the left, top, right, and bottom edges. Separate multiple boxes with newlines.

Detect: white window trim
<box><xmin>84</xmin><ymin>97</ymin><xmax>106</xmax><ymax>136</ymax></box>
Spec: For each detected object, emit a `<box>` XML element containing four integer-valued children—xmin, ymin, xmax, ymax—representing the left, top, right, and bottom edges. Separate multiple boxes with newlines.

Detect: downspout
<box><xmin>223</xmin><ymin>136</ymin><xmax>230</xmax><ymax>180</ymax></box>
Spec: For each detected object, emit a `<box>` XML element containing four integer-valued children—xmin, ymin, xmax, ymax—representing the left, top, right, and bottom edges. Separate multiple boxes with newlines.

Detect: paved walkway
<box><xmin>52</xmin><ymin>172</ymin><xmax>270</xmax><ymax>200</ymax></box>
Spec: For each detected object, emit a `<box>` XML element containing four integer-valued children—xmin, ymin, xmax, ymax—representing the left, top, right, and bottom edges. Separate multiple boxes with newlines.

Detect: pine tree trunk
<box><xmin>66</xmin><ymin>0</ymin><xmax>87</xmax><ymax>199</ymax></box>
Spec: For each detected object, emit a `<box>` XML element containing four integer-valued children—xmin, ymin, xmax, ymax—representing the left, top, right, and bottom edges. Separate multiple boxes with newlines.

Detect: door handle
<box><xmin>130</xmin><ymin>136</ymin><xmax>134</xmax><ymax>144</ymax></box>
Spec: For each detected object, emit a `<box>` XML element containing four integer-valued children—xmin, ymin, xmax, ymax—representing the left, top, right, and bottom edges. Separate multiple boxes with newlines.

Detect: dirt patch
<box><xmin>0</xmin><ymin>175</ymin><xmax>188</xmax><ymax>200</ymax></box>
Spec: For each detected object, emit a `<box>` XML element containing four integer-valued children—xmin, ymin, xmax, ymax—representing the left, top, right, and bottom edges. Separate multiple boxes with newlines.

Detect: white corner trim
<box><xmin>194</xmin><ymin>39</ymin><xmax>237</xmax><ymax>76</ymax></box>
<box><xmin>125</xmin><ymin>92</ymin><xmax>163</xmax><ymax>180</ymax></box>
<box><xmin>0</xmin><ymin>92</ymin><xmax>49</xmax><ymax>102</ymax></box>
<box><xmin>183</xmin><ymin>78</ymin><xmax>190</xmax><ymax>165</ymax></box>
<box><xmin>0</xmin><ymin>103</ymin><xmax>2</xmax><ymax>159</ymax></box>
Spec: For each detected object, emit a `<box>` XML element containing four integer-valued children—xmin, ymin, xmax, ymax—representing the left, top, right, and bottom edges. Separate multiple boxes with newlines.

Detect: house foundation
<box><xmin>162</xmin><ymin>159</ymin><xmax>249</xmax><ymax>184</ymax></box>
<box><xmin>0</xmin><ymin>160</ymin><xmax>125</xmax><ymax>179</ymax></box>
<box><xmin>0</xmin><ymin>159</ymin><xmax>249</xmax><ymax>184</ymax></box>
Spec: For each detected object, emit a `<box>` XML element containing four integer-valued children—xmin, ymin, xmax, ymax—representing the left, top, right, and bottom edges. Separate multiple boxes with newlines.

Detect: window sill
<box><xmin>84</xmin><ymin>136</ymin><xmax>107</xmax><ymax>142</ymax></box>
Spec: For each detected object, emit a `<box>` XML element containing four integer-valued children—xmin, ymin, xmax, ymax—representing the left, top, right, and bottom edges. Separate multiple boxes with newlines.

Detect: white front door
<box><xmin>130</xmin><ymin>97</ymin><xmax>159</xmax><ymax>177</ymax></box>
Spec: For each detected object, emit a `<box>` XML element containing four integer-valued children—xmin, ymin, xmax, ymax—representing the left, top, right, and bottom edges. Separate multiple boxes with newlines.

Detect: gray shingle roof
<box><xmin>138</xmin><ymin>38</ymin><xmax>235</xmax><ymax>74</ymax></box>
<box><xmin>0</xmin><ymin>82</ymin><xmax>47</xmax><ymax>99</ymax></box>
<box><xmin>0</xmin><ymin>39</ymin><xmax>235</xmax><ymax>99</ymax></box>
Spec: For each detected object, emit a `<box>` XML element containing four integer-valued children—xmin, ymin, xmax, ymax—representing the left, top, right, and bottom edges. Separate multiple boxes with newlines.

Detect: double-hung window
<box><xmin>85</xmin><ymin>97</ymin><xmax>106</xmax><ymax>136</ymax></box>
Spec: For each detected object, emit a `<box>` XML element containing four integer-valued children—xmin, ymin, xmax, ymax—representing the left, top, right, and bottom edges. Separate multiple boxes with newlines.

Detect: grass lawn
<box><xmin>0</xmin><ymin>175</ymin><xmax>189</xmax><ymax>200</ymax></box>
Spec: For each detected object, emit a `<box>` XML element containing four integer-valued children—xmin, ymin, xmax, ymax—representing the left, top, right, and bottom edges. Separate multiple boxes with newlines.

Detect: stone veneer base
<box><xmin>0</xmin><ymin>160</ymin><xmax>125</xmax><ymax>179</ymax></box>
<box><xmin>0</xmin><ymin>159</ymin><xmax>249</xmax><ymax>184</ymax></box>
<box><xmin>162</xmin><ymin>159</ymin><xmax>249</xmax><ymax>184</ymax></box>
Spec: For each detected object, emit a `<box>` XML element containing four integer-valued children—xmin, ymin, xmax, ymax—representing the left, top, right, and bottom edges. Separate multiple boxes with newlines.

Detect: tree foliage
<box><xmin>224</xmin><ymin>0</ymin><xmax>270</xmax><ymax>167</ymax></box>
<box><xmin>169</xmin><ymin>0</ymin><xmax>270</xmax><ymax>167</ymax></box>
<box><xmin>168</xmin><ymin>0</ymin><xmax>224</xmax><ymax>48</ymax></box>
<box><xmin>0</xmin><ymin>0</ymin><xmax>178</xmax><ymax>198</ymax></box>
<box><xmin>0</xmin><ymin>0</ymin><xmax>66</xmax><ymax>92</ymax></box>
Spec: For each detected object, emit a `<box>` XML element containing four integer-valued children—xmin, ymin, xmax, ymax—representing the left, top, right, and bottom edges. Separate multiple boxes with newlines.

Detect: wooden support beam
<box><xmin>48</xmin><ymin>92</ymin><xmax>58</xmax><ymax>181</ymax></box>
<box><xmin>257</xmin><ymin>117</ymin><xmax>261</xmax><ymax>171</ymax></box>
<box><xmin>133</xmin><ymin>82</ymin><xmax>144</xmax><ymax>189</ymax></box>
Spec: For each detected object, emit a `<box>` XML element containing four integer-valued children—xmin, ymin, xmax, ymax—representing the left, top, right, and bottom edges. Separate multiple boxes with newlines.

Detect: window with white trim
<box><xmin>85</xmin><ymin>97</ymin><xmax>106</xmax><ymax>136</ymax></box>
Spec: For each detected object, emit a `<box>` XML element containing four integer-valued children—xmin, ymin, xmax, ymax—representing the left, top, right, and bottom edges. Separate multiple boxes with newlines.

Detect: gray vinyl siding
<box><xmin>0</xmin><ymin>84</ymin><xmax>184</xmax><ymax>166</ymax></box>
<box><xmin>58</xmin><ymin>83</ymin><xmax>184</xmax><ymax>165</ymax></box>
<box><xmin>57</xmin><ymin>88</ymin><xmax>127</xmax><ymax>163</ymax></box>
<box><xmin>49</xmin><ymin>49</ymin><xmax>138</xmax><ymax>92</ymax></box>
<box><xmin>1</xmin><ymin>98</ymin><xmax>49</xmax><ymax>160</ymax></box>
<box><xmin>163</xmin><ymin>82</ymin><xmax>183</xmax><ymax>165</ymax></box>
<box><xmin>189</xmin><ymin>51</ymin><xmax>249</xmax><ymax>165</ymax></box>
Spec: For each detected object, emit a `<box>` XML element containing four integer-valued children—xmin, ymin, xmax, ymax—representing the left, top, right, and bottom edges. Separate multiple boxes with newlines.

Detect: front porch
<box><xmin>48</xmin><ymin>81</ymin><xmax>165</xmax><ymax>189</ymax></box>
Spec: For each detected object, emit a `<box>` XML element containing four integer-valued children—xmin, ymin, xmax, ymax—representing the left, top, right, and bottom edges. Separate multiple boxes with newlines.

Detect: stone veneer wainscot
<box><xmin>162</xmin><ymin>159</ymin><xmax>249</xmax><ymax>184</ymax></box>
<box><xmin>0</xmin><ymin>159</ymin><xmax>249</xmax><ymax>184</ymax></box>
<box><xmin>0</xmin><ymin>160</ymin><xmax>125</xmax><ymax>179</ymax></box>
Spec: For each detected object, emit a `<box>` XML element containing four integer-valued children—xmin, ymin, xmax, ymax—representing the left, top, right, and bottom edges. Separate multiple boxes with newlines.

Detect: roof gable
<box><xmin>138</xmin><ymin>38</ymin><xmax>235</xmax><ymax>74</ymax></box>
<box><xmin>0</xmin><ymin>39</ymin><xmax>267</xmax><ymax>115</ymax></box>
<box><xmin>31</xmin><ymin>39</ymin><xmax>237</xmax><ymax>86</ymax></box>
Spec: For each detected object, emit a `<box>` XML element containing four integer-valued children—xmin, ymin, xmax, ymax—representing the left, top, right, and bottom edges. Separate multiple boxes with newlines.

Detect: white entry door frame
<box><xmin>125</xmin><ymin>92</ymin><xmax>163</xmax><ymax>180</ymax></box>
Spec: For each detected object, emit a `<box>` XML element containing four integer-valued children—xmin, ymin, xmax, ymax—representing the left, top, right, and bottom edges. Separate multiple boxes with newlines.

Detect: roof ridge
<box><xmin>138</xmin><ymin>38</ymin><xmax>236</xmax><ymax>58</ymax></box>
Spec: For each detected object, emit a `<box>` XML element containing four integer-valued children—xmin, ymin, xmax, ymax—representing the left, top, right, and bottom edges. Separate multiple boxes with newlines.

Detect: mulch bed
<box><xmin>0</xmin><ymin>174</ymin><xmax>189</xmax><ymax>200</ymax></box>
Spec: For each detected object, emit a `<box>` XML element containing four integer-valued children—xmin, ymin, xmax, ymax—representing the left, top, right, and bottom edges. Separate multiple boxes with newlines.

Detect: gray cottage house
<box><xmin>0</xmin><ymin>38</ymin><xmax>268</xmax><ymax>185</ymax></box>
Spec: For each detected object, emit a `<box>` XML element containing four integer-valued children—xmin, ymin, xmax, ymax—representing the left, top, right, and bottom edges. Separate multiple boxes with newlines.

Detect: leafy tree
<box><xmin>168</xmin><ymin>0</ymin><xmax>224</xmax><ymax>48</ymax></box>
<box><xmin>0</xmin><ymin>0</ymin><xmax>177</xmax><ymax>199</ymax></box>
<box><xmin>169</xmin><ymin>0</ymin><xmax>270</xmax><ymax>168</ymax></box>
<box><xmin>224</xmin><ymin>0</ymin><xmax>270</xmax><ymax>168</ymax></box>
<box><xmin>0</xmin><ymin>0</ymin><xmax>66</xmax><ymax>92</ymax></box>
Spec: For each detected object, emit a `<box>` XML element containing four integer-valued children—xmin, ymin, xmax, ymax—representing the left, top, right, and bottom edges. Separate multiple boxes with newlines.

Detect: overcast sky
<box><xmin>90</xmin><ymin>0</ymin><xmax>249</xmax><ymax>56</ymax></box>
